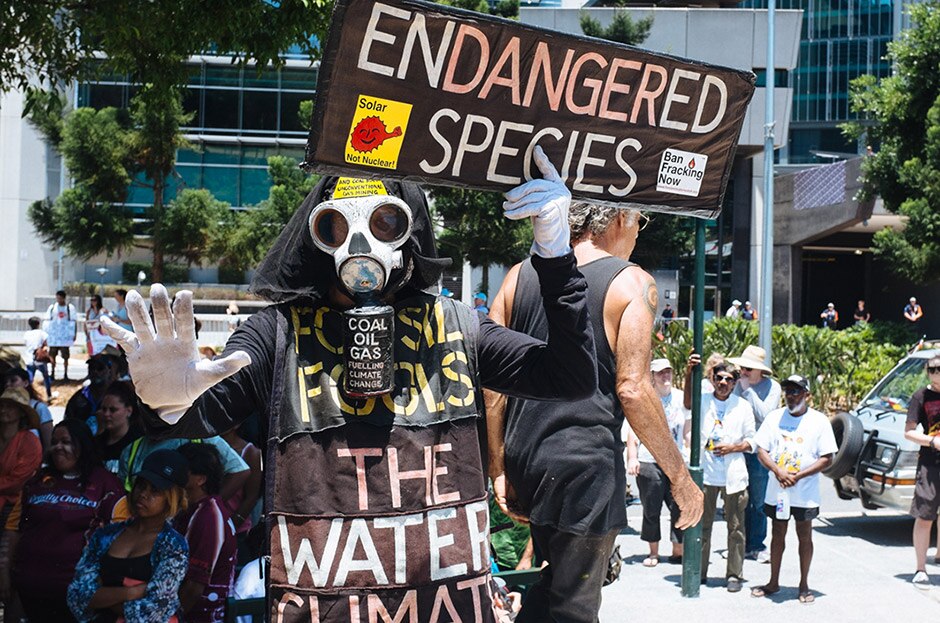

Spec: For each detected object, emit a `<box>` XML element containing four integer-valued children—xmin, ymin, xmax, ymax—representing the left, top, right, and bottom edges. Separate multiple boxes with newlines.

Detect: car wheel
<box><xmin>824</xmin><ymin>412</ymin><xmax>864</xmax><ymax>479</ymax></box>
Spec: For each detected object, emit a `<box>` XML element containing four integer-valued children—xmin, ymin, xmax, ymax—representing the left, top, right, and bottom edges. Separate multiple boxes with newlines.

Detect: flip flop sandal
<box><xmin>799</xmin><ymin>591</ymin><xmax>816</xmax><ymax>604</ymax></box>
<box><xmin>750</xmin><ymin>586</ymin><xmax>779</xmax><ymax>598</ymax></box>
<box><xmin>668</xmin><ymin>555</ymin><xmax>683</xmax><ymax>564</ymax></box>
<box><xmin>642</xmin><ymin>556</ymin><xmax>659</xmax><ymax>568</ymax></box>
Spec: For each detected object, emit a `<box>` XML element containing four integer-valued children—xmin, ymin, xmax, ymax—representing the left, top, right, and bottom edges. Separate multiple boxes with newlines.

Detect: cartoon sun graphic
<box><xmin>350</xmin><ymin>116</ymin><xmax>403</xmax><ymax>153</ymax></box>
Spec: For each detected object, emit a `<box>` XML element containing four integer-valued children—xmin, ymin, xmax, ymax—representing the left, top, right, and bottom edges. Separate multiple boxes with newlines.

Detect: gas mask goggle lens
<box><xmin>308</xmin><ymin>194</ymin><xmax>414</xmax><ymax>398</ymax></box>
<box><xmin>309</xmin><ymin>196</ymin><xmax>413</xmax><ymax>297</ymax></box>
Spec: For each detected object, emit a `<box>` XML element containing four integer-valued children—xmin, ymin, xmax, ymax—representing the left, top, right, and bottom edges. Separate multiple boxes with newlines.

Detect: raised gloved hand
<box><xmin>99</xmin><ymin>284</ymin><xmax>251</xmax><ymax>425</ymax></box>
<box><xmin>503</xmin><ymin>145</ymin><xmax>572</xmax><ymax>258</ymax></box>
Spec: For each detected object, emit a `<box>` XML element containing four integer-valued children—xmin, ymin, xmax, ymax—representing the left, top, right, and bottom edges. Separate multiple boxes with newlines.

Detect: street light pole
<box><xmin>96</xmin><ymin>267</ymin><xmax>109</xmax><ymax>295</ymax></box>
<box><xmin>681</xmin><ymin>218</ymin><xmax>707</xmax><ymax>597</ymax></box>
<box><xmin>758</xmin><ymin>0</ymin><xmax>776</xmax><ymax>361</ymax></box>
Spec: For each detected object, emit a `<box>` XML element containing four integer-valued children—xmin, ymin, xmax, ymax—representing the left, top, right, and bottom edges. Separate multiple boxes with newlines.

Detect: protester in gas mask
<box><xmin>101</xmin><ymin>146</ymin><xmax>597</xmax><ymax>622</ymax></box>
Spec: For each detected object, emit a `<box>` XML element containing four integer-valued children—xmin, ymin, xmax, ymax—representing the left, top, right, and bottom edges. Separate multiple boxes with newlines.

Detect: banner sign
<box><xmin>44</xmin><ymin>320</ymin><xmax>76</xmax><ymax>348</ymax></box>
<box><xmin>304</xmin><ymin>0</ymin><xmax>756</xmax><ymax>218</ymax></box>
<box><xmin>88</xmin><ymin>324</ymin><xmax>117</xmax><ymax>356</ymax></box>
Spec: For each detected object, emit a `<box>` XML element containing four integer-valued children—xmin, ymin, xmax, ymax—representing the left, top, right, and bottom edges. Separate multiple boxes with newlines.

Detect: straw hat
<box><xmin>728</xmin><ymin>345</ymin><xmax>772</xmax><ymax>374</ymax></box>
<box><xmin>0</xmin><ymin>387</ymin><xmax>41</xmax><ymax>430</ymax></box>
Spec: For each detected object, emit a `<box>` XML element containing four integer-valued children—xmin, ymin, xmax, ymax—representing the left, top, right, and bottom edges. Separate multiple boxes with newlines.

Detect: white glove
<box><xmin>100</xmin><ymin>284</ymin><xmax>251</xmax><ymax>425</ymax></box>
<box><xmin>503</xmin><ymin>145</ymin><xmax>572</xmax><ymax>258</ymax></box>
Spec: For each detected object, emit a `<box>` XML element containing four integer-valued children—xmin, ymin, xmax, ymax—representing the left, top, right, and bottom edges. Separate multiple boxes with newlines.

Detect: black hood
<box><xmin>250</xmin><ymin>176</ymin><xmax>450</xmax><ymax>303</ymax></box>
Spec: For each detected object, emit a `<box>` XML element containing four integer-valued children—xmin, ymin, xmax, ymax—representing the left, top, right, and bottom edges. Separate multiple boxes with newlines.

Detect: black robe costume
<box><xmin>138</xmin><ymin>177</ymin><xmax>597</xmax><ymax>622</ymax></box>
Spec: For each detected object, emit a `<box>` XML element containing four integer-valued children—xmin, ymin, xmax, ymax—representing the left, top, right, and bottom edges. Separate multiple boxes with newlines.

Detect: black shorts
<box><xmin>763</xmin><ymin>503</ymin><xmax>819</xmax><ymax>522</ymax></box>
<box><xmin>48</xmin><ymin>346</ymin><xmax>70</xmax><ymax>357</ymax></box>
<box><xmin>910</xmin><ymin>464</ymin><xmax>940</xmax><ymax>521</ymax></box>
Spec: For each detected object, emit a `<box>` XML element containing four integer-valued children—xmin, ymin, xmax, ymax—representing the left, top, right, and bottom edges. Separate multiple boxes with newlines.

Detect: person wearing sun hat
<box><xmin>627</xmin><ymin>358</ymin><xmax>691</xmax><ymax>567</ymax></box>
<box><xmin>729</xmin><ymin>345</ymin><xmax>781</xmax><ymax>563</ymax></box>
<box><xmin>0</xmin><ymin>387</ymin><xmax>43</xmax><ymax>513</ymax></box>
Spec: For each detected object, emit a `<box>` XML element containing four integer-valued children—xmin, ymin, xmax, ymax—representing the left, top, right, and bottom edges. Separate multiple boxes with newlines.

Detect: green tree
<box><xmin>580</xmin><ymin>9</ymin><xmax>653</xmax><ymax>45</ymax></box>
<box><xmin>1</xmin><ymin>1</ymin><xmax>330</xmax><ymax>95</ymax></box>
<box><xmin>158</xmin><ymin>189</ymin><xmax>231</xmax><ymax>266</ymax></box>
<box><xmin>129</xmin><ymin>86</ymin><xmax>193</xmax><ymax>280</ymax></box>
<box><xmin>25</xmin><ymin>87</ymin><xmax>246</xmax><ymax>282</ymax></box>
<box><xmin>431</xmin><ymin>188</ymin><xmax>533</xmax><ymax>292</ymax></box>
<box><xmin>844</xmin><ymin>2</ymin><xmax>940</xmax><ymax>284</ymax></box>
<box><xmin>7</xmin><ymin>1</ymin><xmax>332</xmax><ymax>281</ymax></box>
<box><xmin>27</xmin><ymin>105</ymin><xmax>136</xmax><ymax>260</ymax></box>
<box><xmin>210</xmin><ymin>156</ymin><xmax>320</xmax><ymax>272</ymax></box>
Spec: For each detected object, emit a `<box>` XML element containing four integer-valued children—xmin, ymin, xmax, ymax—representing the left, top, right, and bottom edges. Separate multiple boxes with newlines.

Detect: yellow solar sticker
<box><xmin>344</xmin><ymin>94</ymin><xmax>412</xmax><ymax>170</ymax></box>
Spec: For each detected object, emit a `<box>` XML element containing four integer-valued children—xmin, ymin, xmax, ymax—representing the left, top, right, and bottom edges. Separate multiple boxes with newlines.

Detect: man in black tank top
<box><xmin>487</xmin><ymin>203</ymin><xmax>704</xmax><ymax>623</ymax></box>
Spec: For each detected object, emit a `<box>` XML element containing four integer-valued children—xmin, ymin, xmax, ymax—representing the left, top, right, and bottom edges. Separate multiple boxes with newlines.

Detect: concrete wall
<box><xmin>0</xmin><ymin>89</ymin><xmax>80</xmax><ymax>311</ymax></box>
<box><xmin>774</xmin><ymin>158</ymin><xmax>873</xmax><ymax>247</ymax></box>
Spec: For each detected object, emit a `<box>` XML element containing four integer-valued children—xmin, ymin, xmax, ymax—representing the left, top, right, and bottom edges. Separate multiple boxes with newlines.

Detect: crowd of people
<box><xmin>816</xmin><ymin>297</ymin><xmax>927</xmax><ymax>330</ymax></box>
<box><xmin>618</xmin><ymin>344</ymin><xmax>838</xmax><ymax>604</ymax></box>
<box><xmin>0</xmin><ymin>347</ymin><xmax>263</xmax><ymax>623</ymax></box>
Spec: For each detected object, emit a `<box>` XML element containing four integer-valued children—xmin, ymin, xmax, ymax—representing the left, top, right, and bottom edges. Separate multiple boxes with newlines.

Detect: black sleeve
<box><xmin>907</xmin><ymin>388</ymin><xmax>925</xmax><ymax>428</ymax></box>
<box><xmin>137</xmin><ymin>306</ymin><xmax>278</xmax><ymax>440</ymax></box>
<box><xmin>476</xmin><ymin>252</ymin><xmax>597</xmax><ymax>401</ymax></box>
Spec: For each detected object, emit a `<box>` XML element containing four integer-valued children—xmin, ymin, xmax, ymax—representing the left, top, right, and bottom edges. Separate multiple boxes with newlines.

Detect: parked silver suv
<box><xmin>825</xmin><ymin>344</ymin><xmax>939</xmax><ymax>511</ymax></box>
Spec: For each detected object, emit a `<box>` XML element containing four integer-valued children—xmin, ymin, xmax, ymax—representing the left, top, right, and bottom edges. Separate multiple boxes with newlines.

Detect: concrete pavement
<box><xmin>598</xmin><ymin>486</ymin><xmax>939</xmax><ymax>621</ymax></box>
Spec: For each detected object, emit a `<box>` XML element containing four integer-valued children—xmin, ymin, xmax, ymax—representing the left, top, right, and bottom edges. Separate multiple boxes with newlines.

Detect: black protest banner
<box><xmin>304</xmin><ymin>0</ymin><xmax>756</xmax><ymax>218</ymax></box>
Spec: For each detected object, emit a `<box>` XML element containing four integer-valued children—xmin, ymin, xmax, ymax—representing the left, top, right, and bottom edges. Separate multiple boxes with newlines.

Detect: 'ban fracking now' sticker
<box><xmin>656</xmin><ymin>149</ymin><xmax>708</xmax><ymax>197</ymax></box>
<box><xmin>345</xmin><ymin>94</ymin><xmax>412</xmax><ymax>170</ymax></box>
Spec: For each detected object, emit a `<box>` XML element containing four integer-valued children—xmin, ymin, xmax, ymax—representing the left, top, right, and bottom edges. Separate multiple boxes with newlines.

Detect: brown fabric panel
<box><xmin>280</xmin><ymin>296</ymin><xmax>480</xmax><ymax>438</ymax></box>
<box><xmin>269</xmin><ymin>497</ymin><xmax>490</xmax><ymax>591</ymax></box>
<box><xmin>272</xmin><ymin>418</ymin><xmax>486</xmax><ymax>517</ymax></box>
<box><xmin>270</xmin><ymin>579</ymin><xmax>495</xmax><ymax>623</ymax></box>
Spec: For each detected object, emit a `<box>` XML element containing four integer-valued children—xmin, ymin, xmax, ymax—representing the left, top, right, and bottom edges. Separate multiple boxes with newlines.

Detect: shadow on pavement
<box><xmin>747</xmin><ymin>586</ymin><xmax>828</xmax><ymax>604</ymax></box>
<box><xmin>815</xmin><ymin>514</ymin><xmax>913</xmax><ymax>547</ymax></box>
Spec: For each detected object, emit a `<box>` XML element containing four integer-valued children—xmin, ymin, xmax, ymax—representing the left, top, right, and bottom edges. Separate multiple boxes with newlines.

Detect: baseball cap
<box><xmin>781</xmin><ymin>374</ymin><xmax>810</xmax><ymax>393</ymax></box>
<box><xmin>732</xmin><ymin>299</ymin><xmax>742</xmax><ymax>306</ymax></box>
<box><xmin>474</xmin><ymin>292</ymin><xmax>487</xmax><ymax>302</ymax></box>
<box><xmin>650</xmin><ymin>358</ymin><xmax>672</xmax><ymax>373</ymax></box>
<box><xmin>135</xmin><ymin>449</ymin><xmax>190</xmax><ymax>491</ymax></box>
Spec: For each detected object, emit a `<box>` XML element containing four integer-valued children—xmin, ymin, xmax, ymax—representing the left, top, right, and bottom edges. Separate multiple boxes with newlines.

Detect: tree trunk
<box><xmin>151</xmin><ymin>176</ymin><xmax>165</xmax><ymax>283</ymax></box>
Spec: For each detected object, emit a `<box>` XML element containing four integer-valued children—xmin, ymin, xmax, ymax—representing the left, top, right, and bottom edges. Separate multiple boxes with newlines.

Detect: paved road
<box><xmin>597</xmin><ymin>478</ymin><xmax>939</xmax><ymax>621</ymax></box>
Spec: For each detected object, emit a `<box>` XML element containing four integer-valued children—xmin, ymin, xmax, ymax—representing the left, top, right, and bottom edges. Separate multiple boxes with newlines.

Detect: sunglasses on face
<box><xmin>928</xmin><ymin>366</ymin><xmax>940</xmax><ymax>375</ymax></box>
<box><xmin>740</xmin><ymin>366</ymin><xmax>753</xmax><ymax>372</ymax></box>
<box><xmin>713</xmin><ymin>374</ymin><xmax>735</xmax><ymax>384</ymax></box>
<box><xmin>784</xmin><ymin>387</ymin><xmax>805</xmax><ymax>396</ymax></box>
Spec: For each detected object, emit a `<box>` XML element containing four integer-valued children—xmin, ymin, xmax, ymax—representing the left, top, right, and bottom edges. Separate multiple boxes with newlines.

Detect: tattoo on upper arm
<box><xmin>643</xmin><ymin>281</ymin><xmax>658</xmax><ymax>316</ymax></box>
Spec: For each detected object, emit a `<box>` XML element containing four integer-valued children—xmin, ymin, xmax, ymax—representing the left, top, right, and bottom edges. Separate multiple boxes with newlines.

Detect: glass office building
<box><xmin>741</xmin><ymin>0</ymin><xmax>896</xmax><ymax>163</ymax></box>
<box><xmin>76</xmin><ymin>59</ymin><xmax>318</xmax><ymax>212</ymax></box>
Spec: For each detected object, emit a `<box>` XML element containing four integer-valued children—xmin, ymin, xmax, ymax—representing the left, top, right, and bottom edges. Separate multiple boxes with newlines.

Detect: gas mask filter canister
<box><xmin>309</xmin><ymin>191</ymin><xmax>413</xmax><ymax>397</ymax></box>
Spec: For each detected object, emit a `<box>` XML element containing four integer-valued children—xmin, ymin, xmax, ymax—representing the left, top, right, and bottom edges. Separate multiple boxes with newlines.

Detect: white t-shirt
<box><xmin>754</xmin><ymin>407</ymin><xmax>838</xmax><ymax>509</ymax></box>
<box><xmin>638</xmin><ymin>388</ymin><xmax>690</xmax><ymax>464</ymax></box>
<box><xmin>700</xmin><ymin>393</ymin><xmax>755</xmax><ymax>493</ymax></box>
<box><xmin>47</xmin><ymin>303</ymin><xmax>76</xmax><ymax>323</ymax></box>
<box><xmin>22</xmin><ymin>329</ymin><xmax>48</xmax><ymax>366</ymax></box>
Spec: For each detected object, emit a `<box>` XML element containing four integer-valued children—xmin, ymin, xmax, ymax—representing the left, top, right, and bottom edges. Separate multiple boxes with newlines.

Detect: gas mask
<box><xmin>308</xmin><ymin>192</ymin><xmax>414</xmax><ymax>398</ymax></box>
